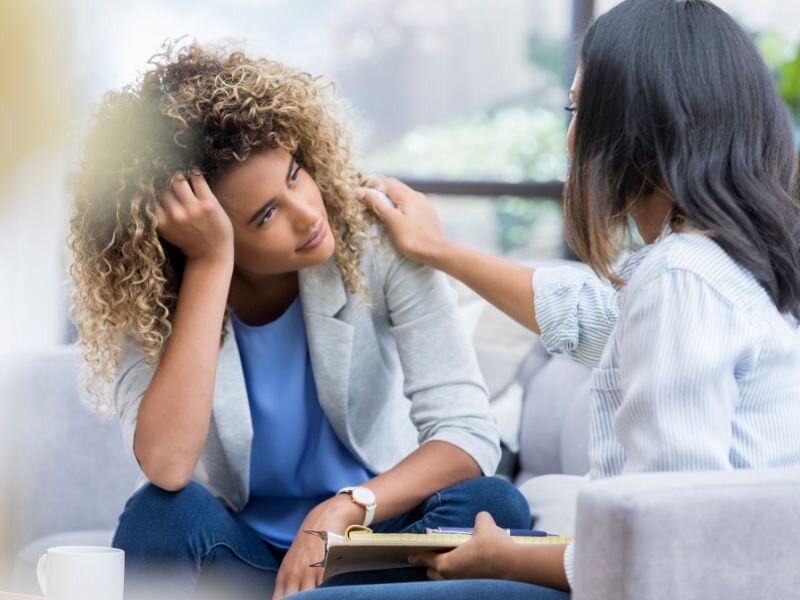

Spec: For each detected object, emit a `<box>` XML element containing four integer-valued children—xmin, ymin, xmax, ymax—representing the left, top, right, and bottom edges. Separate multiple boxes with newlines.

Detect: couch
<box><xmin>2</xmin><ymin>298</ymin><xmax>799</xmax><ymax>599</ymax></box>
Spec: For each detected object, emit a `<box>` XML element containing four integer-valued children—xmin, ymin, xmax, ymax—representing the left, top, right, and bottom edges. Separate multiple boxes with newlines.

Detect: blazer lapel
<box><xmin>299</xmin><ymin>258</ymin><xmax>355</xmax><ymax>448</ymax></box>
<box><xmin>208</xmin><ymin>320</ymin><xmax>253</xmax><ymax>511</ymax></box>
<box><xmin>207</xmin><ymin>258</ymin><xmax>354</xmax><ymax>511</ymax></box>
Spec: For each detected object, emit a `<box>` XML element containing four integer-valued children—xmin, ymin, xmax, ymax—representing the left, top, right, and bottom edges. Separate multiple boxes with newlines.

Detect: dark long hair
<box><xmin>564</xmin><ymin>0</ymin><xmax>800</xmax><ymax>317</ymax></box>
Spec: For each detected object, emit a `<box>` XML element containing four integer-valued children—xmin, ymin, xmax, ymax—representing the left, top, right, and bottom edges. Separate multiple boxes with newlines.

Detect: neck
<box><xmin>228</xmin><ymin>268</ymin><xmax>299</xmax><ymax>326</ymax></box>
<box><xmin>632</xmin><ymin>190</ymin><xmax>674</xmax><ymax>244</ymax></box>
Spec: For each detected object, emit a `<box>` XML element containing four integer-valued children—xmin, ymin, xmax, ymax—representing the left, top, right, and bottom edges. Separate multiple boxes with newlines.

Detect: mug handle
<box><xmin>36</xmin><ymin>553</ymin><xmax>47</xmax><ymax>596</ymax></box>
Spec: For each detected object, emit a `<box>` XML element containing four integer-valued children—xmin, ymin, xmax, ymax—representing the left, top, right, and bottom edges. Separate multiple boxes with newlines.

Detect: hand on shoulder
<box><xmin>356</xmin><ymin>176</ymin><xmax>451</xmax><ymax>267</ymax></box>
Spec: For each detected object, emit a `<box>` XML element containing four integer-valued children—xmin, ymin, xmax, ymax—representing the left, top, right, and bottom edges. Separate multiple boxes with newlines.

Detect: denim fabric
<box><xmin>112</xmin><ymin>482</ymin><xmax>282</xmax><ymax>600</ymax></box>
<box><xmin>112</xmin><ymin>476</ymin><xmax>530</xmax><ymax>599</ymax></box>
<box><xmin>293</xmin><ymin>579</ymin><xmax>569</xmax><ymax>600</ymax></box>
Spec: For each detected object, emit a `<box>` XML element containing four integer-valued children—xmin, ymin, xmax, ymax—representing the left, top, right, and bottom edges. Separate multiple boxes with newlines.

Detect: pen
<box><xmin>428</xmin><ymin>527</ymin><xmax>553</xmax><ymax>537</ymax></box>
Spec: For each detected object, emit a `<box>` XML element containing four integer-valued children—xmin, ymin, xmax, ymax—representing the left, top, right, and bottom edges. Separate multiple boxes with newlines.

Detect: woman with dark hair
<box><xmin>293</xmin><ymin>0</ymin><xmax>800</xmax><ymax>598</ymax></box>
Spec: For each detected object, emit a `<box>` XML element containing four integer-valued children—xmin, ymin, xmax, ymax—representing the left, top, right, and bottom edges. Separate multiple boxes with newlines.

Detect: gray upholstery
<box><xmin>0</xmin><ymin>346</ymin><xmax>139</xmax><ymax>589</ymax></box>
<box><xmin>5</xmin><ymin>327</ymin><xmax>799</xmax><ymax>598</ymax></box>
<box><xmin>515</xmin><ymin>345</ymin><xmax>592</xmax><ymax>483</ymax></box>
<box><xmin>573</xmin><ymin>468</ymin><xmax>800</xmax><ymax>600</ymax></box>
<box><xmin>2</xmin><ymin>347</ymin><xmax>139</xmax><ymax>541</ymax></box>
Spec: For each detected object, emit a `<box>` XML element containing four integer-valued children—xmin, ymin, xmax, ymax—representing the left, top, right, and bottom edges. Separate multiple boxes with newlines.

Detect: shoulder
<box><xmin>355</xmin><ymin>223</ymin><xmax>457</xmax><ymax>313</ymax></box>
<box><xmin>358</xmin><ymin>223</ymin><xmax>403</xmax><ymax>277</ymax></box>
<box><xmin>625</xmin><ymin>231</ymin><xmax>770</xmax><ymax>312</ymax></box>
<box><xmin>116</xmin><ymin>333</ymin><xmax>150</xmax><ymax>372</ymax></box>
<box><xmin>358</xmin><ymin>223</ymin><xmax>445</xmax><ymax>287</ymax></box>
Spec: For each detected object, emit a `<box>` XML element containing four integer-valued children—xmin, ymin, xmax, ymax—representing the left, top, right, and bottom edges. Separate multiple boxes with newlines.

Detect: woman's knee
<box><xmin>450</xmin><ymin>476</ymin><xmax>532</xmax><ymax>529</ymax></box>
<box><xmin>122</xmin><ymin>481</ymin><xmax>221</xmax><ymax>519</ymax></box>
<box><xmin>113</xmin><ymin>481</ymin><xmax>228</xmax><ymax>552</ymax></box>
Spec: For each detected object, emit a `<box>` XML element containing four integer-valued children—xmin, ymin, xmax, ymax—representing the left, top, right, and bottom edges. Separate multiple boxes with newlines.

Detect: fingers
<box><xmin>150</xmin><ymin>197</ymin><xmax>166</xmax><ymax>226</ymax></box>
<box><xmin>282</xmin><ymin>583</ymin><xmax>300</xmax><ymax>598</ymax></box>
<box><xmin>364</xmin><ymin>175</ymin><xmax>424</xmax><ymax>210</ymax></box>
<box><xmin>355</xmin><ymin>188</ymin><xmax>394</xmax><ymax>221</ymax></box>
<box><xmin>473</xmin><ymin>511</ymin><xmax>499</xmax><ymax>534</ymax></box>
<box><xmin>299</xmin><ymin>571</ymin><xmax>318</xmax><ymax>592</ymax></box>
<box><xmin>273</xmin><ymin>564</ymin><xmax>288</xmax><ymax>600</ymax></box>
<box><xmin>380</xmin><ymin>176</ymin><xmax>416</xmax><ymax>198</ymax></box>
<box><xmin>275</xmin><ymin>575</ymin><xmax>309</xmax><ymax>599</ymax></box>
<box><xmin>272</xmin><ymin>578</ymin><xmax>285</xmax><ymax>600</ymax></box>
<box><xmin>157</xmin><ymin>188</ymin><xmax>186</xmax><ymax>221</ymax></box>
<box><xmin>408</xmin><ymin>551</ymin><xmax>440</xmax><ymax>570</ymax></box>
<box><xmin>273</xmin><ymin>566</ymin><xmax>319</xmax><ymax>599</ymax></box>
<box><xmin>169</xmin><ymin>170</ymin><xmax>200</xmax><ymax>207</ymax></box>
<box><xmin>157</xmin><ymin>168</ymin><xmax>211</xmax><ymax>224</ymax></box>
<box><xmin>410</xmin><ymin>552</ymin><xmax>450</xmax><ymax>581</ymax></box>
<box><xmin>188</xmin><ymin>168</ymin><xmax>214</xmax><ymax>203</ymax></box>
<box><xmin>383</xmin><ymin>177</ymin><xmax>427</xmax><ymax>211</ymax></box>
<box><xmin>362</xmin><ymin>175</ymin><xmax>386</xmax><ymax>193</ymax></box>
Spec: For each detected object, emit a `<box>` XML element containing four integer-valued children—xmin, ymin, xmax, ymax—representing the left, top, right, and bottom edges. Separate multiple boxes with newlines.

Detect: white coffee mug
<box><xmin>36</xmin><ymin>546</ymin><xmax>124</xmax><ymax>600</ymax></box>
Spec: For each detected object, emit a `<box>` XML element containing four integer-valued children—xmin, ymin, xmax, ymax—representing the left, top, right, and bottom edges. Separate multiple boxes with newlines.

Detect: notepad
<box><xmin>305</xmin><ymin>525</ymin><xmax>574</xmax><ymax>581</ymax></box>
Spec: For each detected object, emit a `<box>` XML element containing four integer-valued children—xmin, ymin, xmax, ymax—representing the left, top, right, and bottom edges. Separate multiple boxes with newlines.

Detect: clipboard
<box><xmin>305</xmin><ymin>524</ymin><xmax>573</xmax><ymax>581</ymax></box>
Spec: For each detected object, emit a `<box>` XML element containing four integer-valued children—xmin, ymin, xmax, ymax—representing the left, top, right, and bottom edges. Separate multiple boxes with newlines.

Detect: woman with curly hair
<box><xmin>69</xmin><ymin>42</ymin><xmax>530</xmax><ymax>600</ymax></box>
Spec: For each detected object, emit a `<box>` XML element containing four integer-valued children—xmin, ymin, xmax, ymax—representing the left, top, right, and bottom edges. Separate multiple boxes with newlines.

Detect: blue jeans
<box><xmin>291</xmin><ymin>580</ymin><xmax>570</xmax><ymax>600</ymax></box>
<box><xmin>112</xmin><ymin>476</ymin><xmax>530</xmax><ymax>599</ymax></box>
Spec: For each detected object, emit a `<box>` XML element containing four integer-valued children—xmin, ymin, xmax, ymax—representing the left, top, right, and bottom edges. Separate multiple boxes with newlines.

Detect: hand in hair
<box><xmin>152</xmin><ymin>169</ymin><xmax>234</xmax><ymax>262</ymax></box>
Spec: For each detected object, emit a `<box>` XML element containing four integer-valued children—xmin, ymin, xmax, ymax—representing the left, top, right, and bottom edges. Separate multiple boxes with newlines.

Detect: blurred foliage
<box><xmin>495</xmin><ymin>197</ymin><xmax>559</xmax><ymax>254</ymax></box>
<box><xmin>359</xmin><ymin>12</ymin><xmax>575</xmax><ymax>257</ymax></box>
<box><xmin>527</xmin><ymin>33</ymin><xmax>566</xmax><ymax>82</ymax></box>
<box><xmin>367</xmin><ymin>106</ymin><xmax>566</xmax><ymax>255</ymax></box>
<box><xmin>757</xmin><ymin>32</ymin><xmax>800</xmax><ymax>124</ymax></box>
<box><xmin>367</xmin><ymin>106</ymin><xmax>566</xmax><ymax>181</ymax></box>
<box><xmin>777</xmin><ymin>50</ymin><xmax>800</xmax><ymax>122</ymax></box>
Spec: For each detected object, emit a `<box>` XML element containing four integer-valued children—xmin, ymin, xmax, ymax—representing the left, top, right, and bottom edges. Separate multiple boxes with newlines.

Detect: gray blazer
<box><xmin>112</xmin><ymin>234</ymin><xmax>500</xmax><ymax>511</ymax></box>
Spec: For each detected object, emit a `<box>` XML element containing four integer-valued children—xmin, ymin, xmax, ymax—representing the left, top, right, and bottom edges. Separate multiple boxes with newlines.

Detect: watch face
<box><xmin>352</xmin><ymin>487</ymin><xmax>375</xmax><ymax>506</ymax></box>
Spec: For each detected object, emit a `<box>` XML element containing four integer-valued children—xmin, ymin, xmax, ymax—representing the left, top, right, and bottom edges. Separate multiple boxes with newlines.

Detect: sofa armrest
<box><xmin>572</xmin><ymin>468</ymin><xmax>800</xmax><ymax>600</ymax></box>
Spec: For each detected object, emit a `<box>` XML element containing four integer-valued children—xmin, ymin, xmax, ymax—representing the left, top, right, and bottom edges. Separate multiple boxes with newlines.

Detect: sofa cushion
<box><xmin>516</xmin><ymin>351</ymin><xmax>592</xmax><ymax>483</ymax></box>
<box><xmin>574</xmin><ymin>468</ymin><xmax>800</xmax><ymax>600</ymax></box>
<box><xmin>0</xmin><ymin>347</ymin><xmax>140</xmax><ymax>559</ymax></box>
<box><xmin>517</xmin><ymin>473</ymin><xmax>588</xmax><ymax>536</ymax></box>
<box><xmin>457</xmin><ymin>291</ymin><xmax>539</xmax><ymax>454</ymax></box>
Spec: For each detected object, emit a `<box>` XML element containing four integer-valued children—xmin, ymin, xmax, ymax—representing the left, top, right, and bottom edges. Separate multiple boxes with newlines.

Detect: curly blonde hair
<box><xmin>69</xmin><ymin>41</ymin><xmax>372</xmax><ymax>411</ymax></box>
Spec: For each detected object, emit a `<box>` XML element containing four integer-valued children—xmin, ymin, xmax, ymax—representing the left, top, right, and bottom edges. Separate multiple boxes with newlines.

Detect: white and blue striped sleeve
<box><xmin>532</xmin><ymin>266</ymin><xmax>619</xmax><ymax>367</ymax></box>
<box><xmin>563</xmin><ymin>540</ymin><xmax>576</xmax><ymax>589</ymax></box>
<box><xmin>615</xmin><ymin>269</ymin><xmax>748</xmax><ymax>473</ymax></box>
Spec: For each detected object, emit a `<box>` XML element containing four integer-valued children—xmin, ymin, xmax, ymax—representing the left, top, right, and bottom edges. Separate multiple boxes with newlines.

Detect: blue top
<box><xmin>232</xmin><ymin>296</ymin><xmax>373</xmax><ymax>549</ymax></box>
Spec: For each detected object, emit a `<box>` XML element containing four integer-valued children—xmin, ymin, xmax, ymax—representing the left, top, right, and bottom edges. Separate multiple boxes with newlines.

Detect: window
<box><xmin>72</xmin><ymin>0</ymin><xmax>575</xmax><ymax>259</ymax></box>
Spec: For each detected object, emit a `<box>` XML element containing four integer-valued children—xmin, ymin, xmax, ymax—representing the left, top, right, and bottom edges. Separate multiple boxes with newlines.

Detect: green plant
<box><xmin>756</xmin><ymin>32</ymin><xmax>800</xmax><ymax>123</ymax></box>
<box><xmin>366</xmin><ymin>106</ymin><xmax>566</xmax><ymax>255</ymax></box>
<box><xmin>777</xmin><ymin>47</ymin><xmax>800</xmax><ymax>121</ymax></box>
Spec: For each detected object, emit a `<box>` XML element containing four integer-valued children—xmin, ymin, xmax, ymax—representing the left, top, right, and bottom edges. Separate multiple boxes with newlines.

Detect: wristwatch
<box><xmin>337</xmin><ymin>486</ymin><xmax>377</xmax><ymax>527</ymax></box>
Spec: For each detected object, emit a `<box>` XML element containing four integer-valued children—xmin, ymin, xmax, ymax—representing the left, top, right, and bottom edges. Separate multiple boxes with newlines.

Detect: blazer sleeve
<box><xmin>110</xmin><ymin>336</ymin><xmax>156</xmax><ymax>467</ymax></box>
<box><xmin>373</xmin><ymin>240</ymin><xmax>501</xmax><ymax>475</ymax></box>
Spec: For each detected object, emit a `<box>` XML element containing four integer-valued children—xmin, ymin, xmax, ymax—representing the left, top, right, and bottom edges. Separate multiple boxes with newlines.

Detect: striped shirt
<box><xmin>532</xmin><ymin>231</ymin><xmax>800</xmax><ymax>585</ymax></box>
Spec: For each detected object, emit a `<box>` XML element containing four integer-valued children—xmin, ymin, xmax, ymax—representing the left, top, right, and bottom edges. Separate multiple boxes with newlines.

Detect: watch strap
<box><xmin>337</xmin><ymin>487</ymin><xmax>377</xmax><ymax>527</ymax></box>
